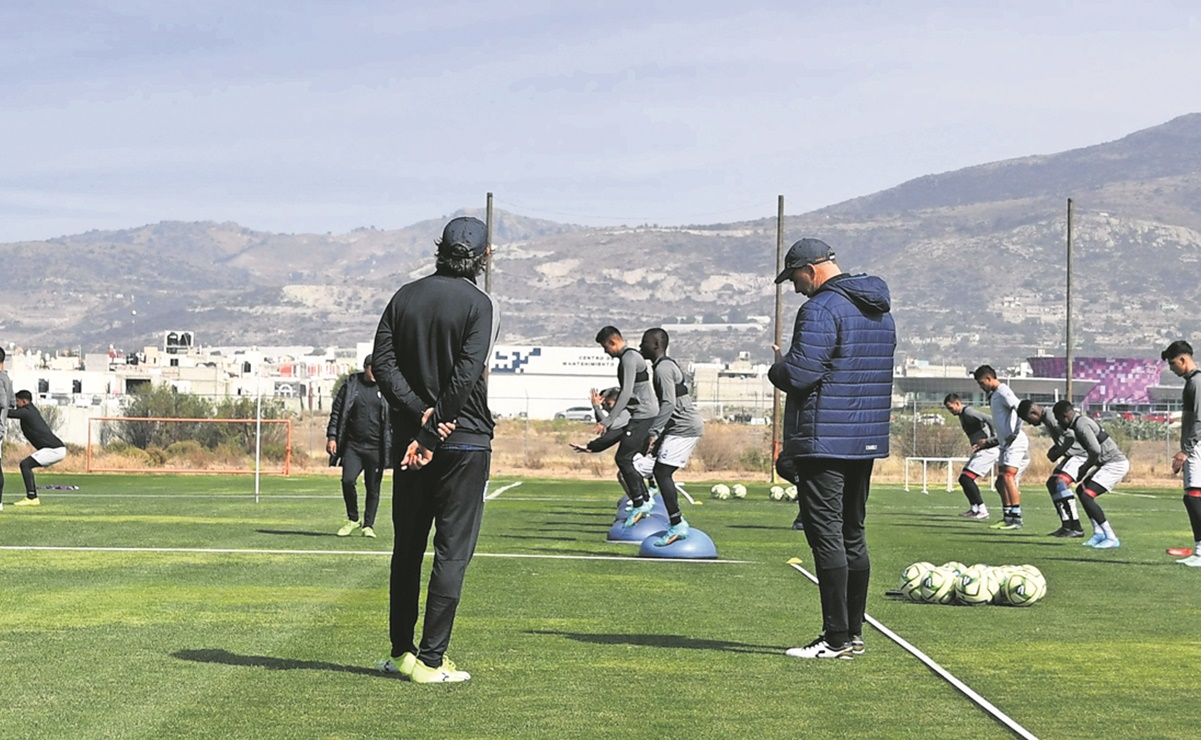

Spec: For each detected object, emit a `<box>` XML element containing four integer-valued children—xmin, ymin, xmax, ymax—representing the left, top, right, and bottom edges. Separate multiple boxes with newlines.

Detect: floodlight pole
<box><xmin>771</xmin><ymin>195</ymin><xmax>785</xmax><ymax>483</ymax></box>
<box><xmin>1066</xmin><ymin>198</ymin><xmax>1074</xmax><ymax>403</ymax></box>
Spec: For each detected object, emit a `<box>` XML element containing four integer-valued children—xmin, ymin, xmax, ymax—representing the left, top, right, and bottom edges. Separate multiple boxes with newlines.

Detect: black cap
<box><xmin>774</xmin><ymin>238</ymin><xmax>836</xmax><ymax>284</ymax></box>
<box><xmin>363</xmin><ymin>353</ymin><xmax>373</xmax><ymax>368</ymax></box>
<box><xmin>439</xmin><ymin>216</ymin><xmax>489</xmax><ymax>257</ymax></box>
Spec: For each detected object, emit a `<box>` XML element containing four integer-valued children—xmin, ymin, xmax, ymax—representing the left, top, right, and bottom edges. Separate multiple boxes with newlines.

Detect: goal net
<box><xmin>86</xmin><ymin>416</ymin><xmax>293</xmax><ymax>475</ymax></box>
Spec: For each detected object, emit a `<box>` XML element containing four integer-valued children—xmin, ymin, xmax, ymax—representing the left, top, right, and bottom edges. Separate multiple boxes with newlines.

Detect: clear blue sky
<box><xmin>3</xmin><ymin>0</ymin><xmax>1199</xmax><ymax>241</ymax></box>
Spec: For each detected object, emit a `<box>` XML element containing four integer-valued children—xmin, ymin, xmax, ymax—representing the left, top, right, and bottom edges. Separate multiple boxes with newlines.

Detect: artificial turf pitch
<box><xmin>1</xmin><ymin>473</ymin><xmax>1198</xmax><ymax>739</ymax></box>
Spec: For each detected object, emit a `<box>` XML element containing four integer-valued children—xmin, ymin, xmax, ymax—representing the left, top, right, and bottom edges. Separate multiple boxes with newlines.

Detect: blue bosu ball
<box><xmin>607</xmin><ymin>511</ymin><xmax>669</xmax><ymax>542</ymax></box>
<box><xmin>637</xmin><ymin>528</ymin><xmax>718</xmax><ymax>559</ymax></box>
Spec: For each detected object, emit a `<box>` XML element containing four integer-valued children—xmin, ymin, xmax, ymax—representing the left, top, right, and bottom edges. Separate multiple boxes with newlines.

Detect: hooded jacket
<box><xmin>326</xmin><ymin>372</ymin><xmax>392</xmax><ymax>468</ymax></box>
<box><xmin>769</xmin><ymin>273</ymin><xmax>896</xmax><ymax>460</ymax></box>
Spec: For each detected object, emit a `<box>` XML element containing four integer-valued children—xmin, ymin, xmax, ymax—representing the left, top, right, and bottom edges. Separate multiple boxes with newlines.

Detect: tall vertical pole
<box><xmin>1066</xmin><ymin>198</ymin><xmax>1074</xmax><ymax>403</ymax></box>
<box><xmin>485</xmin><ymin>192</ymin><xmax>494</xmax><ymax>295</ymax></box>
<box><xmin>771</xmin><ymin>195</ymin><xmax>785</xmax><ymax>482</ymax></box>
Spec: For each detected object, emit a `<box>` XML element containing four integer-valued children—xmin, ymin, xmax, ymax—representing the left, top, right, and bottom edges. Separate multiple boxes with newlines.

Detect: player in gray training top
<box><xmin>0</xmin><ymin>348</ymin><xmax>12</xmax><ymax>512</ymax></box>
<box><xmin>1162</xmin><ymin>340</ymin><xmax>1201</xmax><ymax>567</ymax></box>
<box><xmin>972</xmin><ymin>365</ymin><xmax>1030</xmax><ymax>530</ymax></box>
<box><xmin>1052</xmin><ymin>401</ymin><xmax>1129</xmax><ymax>550</ymax></box>
<box><xmin>943</xmin><ymin>393</ymin><xmax>998</xmax><ymax>520</ymax></box>
<box><xmin>594</xmin><ymin>326</ymin><xmax>659</xmax><ymax>527</ymax></box>
<box><xmin>637</xmin><ymin>328</ymin><xmax>704</xmax><ymax>545</ymax></box>
<box><xmin>1017</xmin><ymin>400</ymin><xmax>1086</xmax><ymax>537</ymax></box>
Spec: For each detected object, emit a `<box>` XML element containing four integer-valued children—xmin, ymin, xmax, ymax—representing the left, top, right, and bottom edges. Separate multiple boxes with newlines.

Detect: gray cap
<box><xmin>774</xmin><ymin>238</ymin><xmax>835</xmax><ymax>284</ymax></box>
<box><xmin>439</xmin><ymin>216</ymin><xmax>489</xmax><ymax>257</ymax></box>
<box><xmin>363</xmin><ymin>353</ymin><xmax>373</xmax><ymax>369</ymax></box>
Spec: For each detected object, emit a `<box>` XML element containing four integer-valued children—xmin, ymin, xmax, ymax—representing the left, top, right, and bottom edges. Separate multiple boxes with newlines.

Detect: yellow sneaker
<box><xmin>361</xmin><ymin>526</ymin><xmax>376</xmax><ymax>538</ymax></box>
<box><xmin>376</xmin><ymin>652</ymin><xmax>417</xmax><ymax>677</ymax></box>
<box><xmin>13</xmin><ymin>497</ymin><xmax>41</xmax><ymax>507</ymax></box>
<box><xmin>410</xmin><ymin>658</ymin><xmax>471</xmax><ymax>683</ymax></box>
<box><xmin>336</xmin><ymin>520</ymin><xmax>360</xmax><ymax>537</ymax></box>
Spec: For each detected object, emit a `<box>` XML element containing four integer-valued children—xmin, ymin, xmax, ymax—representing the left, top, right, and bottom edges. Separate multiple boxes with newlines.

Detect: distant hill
<box><xmin>3</xmin><ymin>114</ymin><xmax>1201</xmax><ymax>366</ymax></box>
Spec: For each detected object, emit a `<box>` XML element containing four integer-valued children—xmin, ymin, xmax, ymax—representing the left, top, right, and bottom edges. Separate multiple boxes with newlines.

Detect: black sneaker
<box><xmin>850</xmin><ymin>635</ymin><xmax>865</xmax><ymax>655</ymax></box>
<box><xmin>1048</xmin><ymin>526</ymin><xmax>1071</xmax><ymax>537</ymax></box>
<box><xmin>1064</xmin><ymin>528</ymin><xmax>1086</xmax><ymax>538</ymax></box>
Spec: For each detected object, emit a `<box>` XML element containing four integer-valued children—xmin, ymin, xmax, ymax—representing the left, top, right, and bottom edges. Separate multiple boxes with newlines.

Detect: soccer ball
<box><xmin>784</xmin><ymin>485</ymin><xmax>798</xmax><ymax>501</ymax></box>
<box><xmin>955</xmin><ymin>565</ymin><xmax>1000</xmax><ymax>606</ymax></box>
<box><xmin>710</xmin><ymin>484</ymin><xmax>731</xmax><ymax>500</ymax></box>
<box><xmin>731</xmin><ymin>483</ymin><xmax>747</xmax><ymax>499</ymax></box>
<box><xmin>990</xmin><ymin>566</ymin><xmax>1017</xmax><ymax>604</ymax></box>
<box><xmin>941</xmin><ymin>561</ymin><xmax>967</xmax><ymax>577</ymax></box>
<box><xmin>1000</xmin><ymin>571</ymin><xmax>1046</xmax><ymax>607</ymax></box>
<box><xmin>899</xmin><ymin>561</ymin><xmax>935</xmax><ymax>601</ymax></box>
<box><xmin>918</xmin><ymin>567</ymin><xmax>957</xmax><ymax>605</ymax></box>
<box><xmin>768</xmin><ymin>485</ymin><xmax>786</xmax><ymax>501</ymax></box>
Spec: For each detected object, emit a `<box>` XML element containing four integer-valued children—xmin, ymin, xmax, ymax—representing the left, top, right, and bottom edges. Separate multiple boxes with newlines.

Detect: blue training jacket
<box><xmin>769</xmin><ymin>273</ymin><xmax>896</xmax><ymax>460</ymax></box>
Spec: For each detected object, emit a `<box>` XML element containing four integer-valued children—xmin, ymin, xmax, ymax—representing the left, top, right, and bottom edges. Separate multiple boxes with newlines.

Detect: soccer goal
<box><xmin>86</xmin><ymin>416</ymin><xmax>293</xmax><ymax>476</ymax></box>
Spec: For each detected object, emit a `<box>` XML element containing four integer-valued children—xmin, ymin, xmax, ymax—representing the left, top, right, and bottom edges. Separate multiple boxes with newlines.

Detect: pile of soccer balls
<box><xmin>768</xmin><ymin>484</ymin><xmax>798</xmax><ymax>502</ymax></box>
<box><xmin>709</xmin><ymin>483</ymin><xmax>748</xmax><ymax>500</ymax></box>
<box><xmin>707</xmin><ymin>483</ymin><xmax>798</xmax><ymax>501</ymax></box>
<box><xmin>897</xmin><ymin>561</ymin><xmax>1047</xmax><ymax>607</ymax></box>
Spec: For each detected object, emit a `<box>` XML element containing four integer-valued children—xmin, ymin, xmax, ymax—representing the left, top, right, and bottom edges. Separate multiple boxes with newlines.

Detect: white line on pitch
<box><xmin>485</xmin><ymin>481</ymin><xmax>523</xmax><ymax>500</ymax></box>
<box><xmin>787</xmin><ymin>562</ymin><xmax>1039</xmax><ymax>740</ymax></box>
<box><xmin>0</xmin><ymin>545</ymin><xmax>750</xmax><ymax>564</ymax></box>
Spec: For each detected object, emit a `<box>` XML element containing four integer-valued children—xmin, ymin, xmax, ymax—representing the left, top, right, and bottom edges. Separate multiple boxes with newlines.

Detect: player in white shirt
<box><xmin>972</xmin><ymin>365</ymin><xmax>1029</xmax><ymax>530</ymax></box>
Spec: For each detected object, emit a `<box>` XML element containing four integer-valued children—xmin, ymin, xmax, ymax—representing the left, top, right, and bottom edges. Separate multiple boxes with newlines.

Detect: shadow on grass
<box><xmin>1042</xmin><ymin>556</ymin><xmax>1156</xmax><ymax>566</ymax></box>
<box><xmin>173</xmin><ymin>649</ymin><xmax>384</xmax><ymax>677</ymax></box>
<box><xmin>256</xmin><ymin>529</ymin><xmax>338</xmax><ymax>538</ymax></box>
<box><xmin>542</xmin><ymin>510</ymin><xmax>614</xmax><ymax>519</ymax></box>
<box><xmin>530</xmin><ymin>547</ymin><xmax>630</xmax><ymax>557</ymax></box>
<box><xmin>542</xmin><ymin>522</ymin><xmax>615</xmax><ymax>531</ymax></box>
<box><xmin>490</xmin><ymin>533</ymin><xmax>581</xmax><ymax>542</ymax></box>
<box><xmin>526</xmin><ymin>630</ymin><xmax>779</xmax><ymax>655</ymax></box>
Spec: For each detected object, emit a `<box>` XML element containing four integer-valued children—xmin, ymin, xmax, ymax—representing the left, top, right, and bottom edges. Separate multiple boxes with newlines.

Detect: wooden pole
<box><xmin>771</xmin><ymin>195</ymin><xmax>785</xmax><ymax>482</ymax></box>
<box><xmin>485</xmin><ymin>192</ymin><xmax>494</xmax><ymax>295</ymax></box>
<box><xmin>1066</xmin><ymin>198</ymin><xmax>1074</xmax><ymax>403</ymax></box>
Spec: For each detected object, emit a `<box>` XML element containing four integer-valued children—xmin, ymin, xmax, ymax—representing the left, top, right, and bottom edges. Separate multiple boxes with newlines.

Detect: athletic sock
<box><xmin>1011</xmin><ymin>506</ymin><xmax>1021</xmax><ymax>520</ymax></box>
<box><xmin>1100</xmin><ymin>521</ymin><xmax>1116</xmax><ymax>539</ymax></box>
<box><xmin>1065</xmin><ymin>497</ymin><xmax>1081</xmax><ymax>525</ymax></box>
<box><xmin>1184</xmin><ymin>494</ymin><xmax>1201</xmax><ymax>541</ymax></box>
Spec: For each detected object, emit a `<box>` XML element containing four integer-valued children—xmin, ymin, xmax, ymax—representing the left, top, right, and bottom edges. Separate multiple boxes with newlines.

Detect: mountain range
<box><xmin>4</xmin><ymin>113</ymin><xmax>1201</xmax><ymax>367</ymax></box>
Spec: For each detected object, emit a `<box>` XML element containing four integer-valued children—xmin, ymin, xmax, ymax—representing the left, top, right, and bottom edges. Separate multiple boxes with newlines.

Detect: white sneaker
<box><xmin>785</xmin><ymin>635</ymin><xmax>854</xmax><ymax>660</ymax></box>
<box><xmin>1177</xmin><ymin>554</ymin><xmax>1201</xmax><ymax>567</ymax></box>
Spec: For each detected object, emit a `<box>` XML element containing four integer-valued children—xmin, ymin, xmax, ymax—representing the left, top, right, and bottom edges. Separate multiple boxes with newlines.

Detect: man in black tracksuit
<box><xmin>326</xmin><ymin>354</ymin><xmax>391</xmax><ymax>537</ymax></box>
<box><xmin>372</xmin><ymin>216</ymin><xmax>499</xmax><ymax>684</ymax></box>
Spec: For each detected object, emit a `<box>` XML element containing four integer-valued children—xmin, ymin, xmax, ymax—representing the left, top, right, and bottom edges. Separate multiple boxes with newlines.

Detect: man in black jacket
<box><xmin>7</xmin><ymin>391</ymin><xmax>67</xmax><ymax>508</ymax></box>
<box><xmin>372</xmin><ymin>216</ymin><xmax>499</xmax><ymax>684</ymax></box>
<box><xmin>326</xmin><ymin>354</ymin><xmax>391</xmax><ymax>538</ymax></box>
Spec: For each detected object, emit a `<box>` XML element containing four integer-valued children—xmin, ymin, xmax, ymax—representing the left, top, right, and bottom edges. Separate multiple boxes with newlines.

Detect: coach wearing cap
<box><xmin>326</xmin><ymin>353</ymin><xmax>392</xmax><ymax>538</ymax></box>
<box><xmin>371</xmin><ymin>215</ymin><xmax>500</xmax><ymax>683</ymax></box>
<box><xmin>768</xmin><ymin>238</ymin><xmax>896</xmax><ymax>661</ymax></box>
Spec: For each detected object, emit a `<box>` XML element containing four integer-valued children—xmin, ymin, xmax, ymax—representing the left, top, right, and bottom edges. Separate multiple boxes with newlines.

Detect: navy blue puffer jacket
<box><xmin>769</xmin><ymin>273</ymin><xmax>896</xmax><ymax>460</ymax></box>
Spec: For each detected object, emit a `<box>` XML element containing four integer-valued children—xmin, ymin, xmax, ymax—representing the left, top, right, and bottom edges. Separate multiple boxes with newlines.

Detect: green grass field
<box><xmin>1</xmin><ymin>472</ymin><xmax>1198</xmax><ymax>739</ymax></box>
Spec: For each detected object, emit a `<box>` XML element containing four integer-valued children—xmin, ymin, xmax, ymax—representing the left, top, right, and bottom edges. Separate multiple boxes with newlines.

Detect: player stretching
<box><xmin>1162</xmin><ymin>340</ymin><xmax>1201</xmax><ymax>567</ymax></box>
<box><xmin>972</xmin><ymin>365</ymin><xmax>1029</xmax><ymax>530</ymax></box>
<box><xmin>7</xmin><ymin>391</ymin><xmax>67</xmax><ymax>507</ymax></box>
<box><xmin>943</xmin><ymin>393</ymin><xmax>997</xmax><ymax>520</ymax></box>
<box><xmin>0</xmin><ymin>347</ymin><xmax>13</xmax><ymax>512</ymax></box>
<box><xmin>1052</xmin><ymin>401</ymin><xmax>1128</xmax><ymax>549</ymax></box>
<box><xmin>1017</xmin><ymin>400</ymin><xmax>1086</xmax><ymax>537</ymax></box>
<box><xmin>594</xmin><ymin>326</ymin><xmax>659</xmax><ymax>527</ymax></box>
<box><xmin>639</xmin><ymin>328</ymin><xmax>704</xmax><ymax>546</ymax></box>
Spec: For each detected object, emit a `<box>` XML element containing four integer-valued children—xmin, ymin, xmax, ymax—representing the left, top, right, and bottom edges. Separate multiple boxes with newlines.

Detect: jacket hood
<box><xmin>820</xmin><ymin>274</ymin><xmax>892</xmax><ymax>313</ymax></box>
